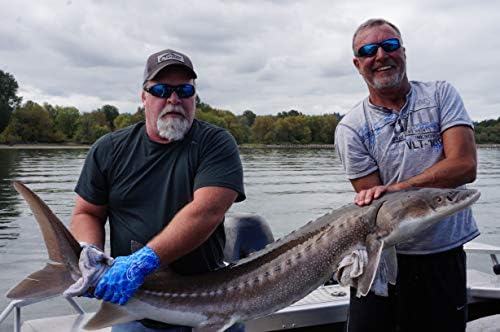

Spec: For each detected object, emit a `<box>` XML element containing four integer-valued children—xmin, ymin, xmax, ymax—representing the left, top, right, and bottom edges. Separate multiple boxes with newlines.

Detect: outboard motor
<box><xmin>224</xmin><ymin>213</ymin><xmax>274</xmax><ymax>263</ymax></box>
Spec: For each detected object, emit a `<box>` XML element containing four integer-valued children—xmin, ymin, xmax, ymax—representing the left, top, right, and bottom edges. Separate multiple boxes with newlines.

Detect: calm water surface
<box><xmin>0</xmin><ymin>147</ymin><xmax>499</xmax><ymax>330</ymax></box>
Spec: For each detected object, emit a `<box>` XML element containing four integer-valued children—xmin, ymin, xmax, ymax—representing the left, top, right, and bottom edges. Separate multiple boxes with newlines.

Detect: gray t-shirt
<box><xmin>75</xmin><ymin>119</ymin><xmax>245</xmax><ymax>273</ymax></box>
<box><xmin>335</xmin><ymin>80</ymin><xmax>479</xmax><ymax>254</ymax></box>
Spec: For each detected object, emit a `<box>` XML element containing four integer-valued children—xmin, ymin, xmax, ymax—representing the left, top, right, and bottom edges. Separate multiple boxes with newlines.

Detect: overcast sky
<box><xmin>1</xmin><ymin>0</ymin><xmax>499</xmax><ymax>121</ymax></box>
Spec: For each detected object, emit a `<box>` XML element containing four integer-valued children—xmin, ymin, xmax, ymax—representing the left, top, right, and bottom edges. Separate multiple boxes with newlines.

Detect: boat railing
<box><xmin>0</xmin><ymin>296</ymin><xmax>84</xmax><ymax>332</ymax></box>
<box><xmin>464</xmin><ymin>241</ymin><xmax>500</xmax><ymax>275</ymax></box>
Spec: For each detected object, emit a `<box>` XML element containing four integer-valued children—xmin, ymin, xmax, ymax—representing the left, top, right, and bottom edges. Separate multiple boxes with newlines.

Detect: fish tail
<box><xmin>6</xmin><ymin>181</ymin><xmax>82</xmax><ymax>300</ymax></box>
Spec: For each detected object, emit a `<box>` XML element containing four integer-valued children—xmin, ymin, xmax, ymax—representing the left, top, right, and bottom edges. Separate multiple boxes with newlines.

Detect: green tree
<box><xmin>239</xmin><ymin>110</ymin><xmax>256</xmax><ymax>127</ymax></box>
<box><xmin>0</xmin><ymin>101</ymin><xmax>53</xmax><ymax>143</ymax></box>
<box><xmin>0</xmin><ymin>70</ymin><xmax>22</xmax><ymax>133</ymax></box>
<box><xmin>133</xmin><ymin>107</ymin><xmax>145</xmax><ymax>123</ymax></box>
<box><xmin>43</xmin><ymin>103</ymin><xmax>57</xmax><ymax>122</ymax></box>
<box><xmin>54</xmin><ymin>106</ymin><xmax>80</xmax><ymax>140</ymax></box>
<box><xmin>74</xmin><ymin>111</ymin><xmax>110</xmax><ymax>144</ymax></box>
<box><xmin>274</xmin><ymin>116</ymin><xmax>311</xmax><ymax>144</ymax></box>
<box><xmin>100</xmin><ymin>104</ymin><xmax>119</xmax><ymax>131</ymax></box>
<box><xmin>307</xmin><ymin>114</ymin><xmax>339</xmax><ymax>144</ymax></box>
<box><xmin>252</xmin><ymin>116</ymin><xmax>277</xmax><ymax>144</ymax></box>
<box><xmin>114</xmin><ymin>113</ymin><xmax>135</xmax><ymax>129</ymax></box>
<box><xmin>474</xmin><ymin>116</ymin><xmax>500</xmax><ymax>144</ymax></box>
<box><xmin>277</xmin><ymin>109</ymin><xmax>303</xmax><ymax>118</ymax></box>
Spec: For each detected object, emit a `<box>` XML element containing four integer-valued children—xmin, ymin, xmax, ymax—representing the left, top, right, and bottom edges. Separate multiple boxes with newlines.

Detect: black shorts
<box><xmin>347</xmin><ymin>246</ymin><xmax>467</xmax><ymax>332</ymax></box>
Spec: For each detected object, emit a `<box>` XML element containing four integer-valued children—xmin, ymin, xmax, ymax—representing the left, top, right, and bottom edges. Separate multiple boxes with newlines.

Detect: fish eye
<box><xmin>436</xmin><ymin>197</ymin><xmax>443</xmax><ymax>203</ymax></box>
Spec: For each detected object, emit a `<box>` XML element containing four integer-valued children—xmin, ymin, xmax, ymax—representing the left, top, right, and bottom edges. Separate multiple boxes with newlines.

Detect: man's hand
<box><xmin>354</xmin><ymin>185</ymin><xmax>390</xmax><ymax>206</ymax></box>
<box><xmin>94</xmin><ymin>246</ymin><xmax>160</xmax><ymax>305</ymax></box>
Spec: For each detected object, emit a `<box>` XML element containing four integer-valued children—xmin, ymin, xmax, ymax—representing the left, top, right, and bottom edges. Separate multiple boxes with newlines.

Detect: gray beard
<box><xmin>370</xmin><ymin>72</ymin><xmax>404</xmax><ymax>89</ymax></box>
<box><xmin>156</xmin><ymin>106</ymin><xmax>191</xmax><ymax>141</ymax></box>
<box><xmin>369</xmin><ymin>64</ymin><xmax>406</xmax><ymax>90</ymax></box>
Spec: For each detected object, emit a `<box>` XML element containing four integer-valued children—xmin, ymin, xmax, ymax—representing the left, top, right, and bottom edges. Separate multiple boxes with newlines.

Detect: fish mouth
<box><xmin>451</xmin><ymin>189</ymin><xmax>480</xmax><ymax>211</ymax></box>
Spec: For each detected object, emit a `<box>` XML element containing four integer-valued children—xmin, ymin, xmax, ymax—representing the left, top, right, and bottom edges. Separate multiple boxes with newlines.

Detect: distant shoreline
<box><xmin>0</xmin><ymin>143</ymin><xmax>90</xmax><ymax>149</ymax></box>
<box><xmin>1</xmin><ymin>143</ymin><xmax>499</xmax><ymax>150</ymax></box>
<box><xmin>240</xmin><ymin>143</ymin><xmax>500</xmax><ymax>149</ymax></box>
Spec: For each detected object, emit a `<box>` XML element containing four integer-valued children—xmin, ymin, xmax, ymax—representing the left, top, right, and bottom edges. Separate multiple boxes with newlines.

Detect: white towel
<box><xmin>335</xmin><ymin>247</ymin><xmax>397</xmax><ymax>297</ymax></box>
<box><xmin>63</xmin><ymin>242</ymin><xmax>114</xmax><ymax>297</ymax></box>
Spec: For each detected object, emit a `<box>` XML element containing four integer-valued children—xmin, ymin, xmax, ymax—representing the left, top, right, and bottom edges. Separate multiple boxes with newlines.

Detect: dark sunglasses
<box><xmin>144</xmin><ymin>83</ymin><xmax>195</xmax><ymax>99</ymax></box>
<box><xmin>356</xmin><ymin>38</ymin><xmax>401</xmax><ymax>57</ymax></box>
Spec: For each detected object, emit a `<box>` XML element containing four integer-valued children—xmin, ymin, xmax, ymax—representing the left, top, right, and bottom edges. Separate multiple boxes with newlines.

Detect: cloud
<box><xmin>0</xmin><ymin>0</ymin><xmax>498</xmax><ymax>120</ymax></box>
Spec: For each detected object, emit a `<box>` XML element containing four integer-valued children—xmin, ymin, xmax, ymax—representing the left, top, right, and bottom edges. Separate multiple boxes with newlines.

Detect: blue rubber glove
<box><xmin>94</xmin><ymin>246</ymin><xmax>161</xmax><ymax>305</ymax></box>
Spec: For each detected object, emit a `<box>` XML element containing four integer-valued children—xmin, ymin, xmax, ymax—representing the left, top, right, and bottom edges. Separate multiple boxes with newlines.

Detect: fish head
<box><xmin>374</xmin><ymin>188</ymin><xmax>480</xmax><ymax>247</ymax></box>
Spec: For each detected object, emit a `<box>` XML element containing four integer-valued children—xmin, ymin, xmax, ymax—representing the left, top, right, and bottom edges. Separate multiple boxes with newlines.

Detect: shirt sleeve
<box><xmin>75</xmin><ymin>134</ymin><xmax>113</xmax><ymax>205</ymax></box>
<box><xmin>437</xmin><ymin>81</ymin><xmax>474</xmax><ymax>133</ymax></box>
<box><xmin>194</xmin><ymin>128</ymin><xmax>246</xmax><ymax>202</ymax></box>
<box><xmin>335</xmin><ymin>122</ymin><xmax>378</xmax><ymax>180</ymax></box>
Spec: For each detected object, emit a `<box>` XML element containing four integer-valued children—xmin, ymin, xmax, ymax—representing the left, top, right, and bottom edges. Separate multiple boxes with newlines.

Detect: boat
<box><xmin>1</xmin><ymin>216</ymin><xmax>499</xmax><ymax>332</ymax></box>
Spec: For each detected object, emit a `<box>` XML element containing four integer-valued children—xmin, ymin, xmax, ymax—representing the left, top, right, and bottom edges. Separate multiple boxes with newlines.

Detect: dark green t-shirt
<box><xmin>75</xmin><ymin>119</ymin><xmax>245</xmax><ymax>275</ymax></box>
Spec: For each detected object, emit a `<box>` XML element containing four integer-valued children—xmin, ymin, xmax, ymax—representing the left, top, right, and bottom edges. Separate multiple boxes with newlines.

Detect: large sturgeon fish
<box><xmin>7</xmin><ymin>181</ymin><xmax>480</xmax><ymax>331</ymax></box>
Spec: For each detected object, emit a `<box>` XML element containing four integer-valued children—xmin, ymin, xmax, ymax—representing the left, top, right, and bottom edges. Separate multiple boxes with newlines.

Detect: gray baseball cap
<box><xmin>143</xmin><ymin>49</ymin><xmax>197</xmax><ymax>85</ymax></box>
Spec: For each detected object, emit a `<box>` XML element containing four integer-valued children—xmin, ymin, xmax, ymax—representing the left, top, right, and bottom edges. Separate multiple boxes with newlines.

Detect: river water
<box><xmin>0</xmin><ymin>147</ymin><xmax>499</xmax><ymax>330</ymax></box>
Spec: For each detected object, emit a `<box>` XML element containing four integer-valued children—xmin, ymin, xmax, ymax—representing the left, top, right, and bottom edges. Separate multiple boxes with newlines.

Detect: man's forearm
<box><xmin>70</xmin><ymin>195</ymin><xmax>108</xmax><ymax>249</ymax></box>
<box><xmin>148</xmin><ymin>186</ymin><xmax>237</xmax><ymax>266</ymax></box>
<box><xmin>70</xmin><ymin>214</ymin><xmax>106</xmax><ymax>249</ymax></box>
<box><xmin>390</xmin><ymin>157</ymin><xmax>476</xmax><ymax>191</ymax></box>
<box><xmin>147</xmin><ymin>202</ymin><xmax>224</xmax><ymax>266</ymax></box>
<box><xmin>390</xmin><ymin>126</ymin><xmax>477</xmax><ymax>191</ymax></box>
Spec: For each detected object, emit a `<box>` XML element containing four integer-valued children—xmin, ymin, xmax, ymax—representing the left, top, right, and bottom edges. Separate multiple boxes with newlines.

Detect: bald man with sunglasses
<box><xmin>70</xmin><ymin>49</ymin><xmax>245</xmax><ymax>332</ymax></box>
<box><xmin>335</xmin><ymin>19</ymin><xmax>478</xmax><ymax>332</ymax></box>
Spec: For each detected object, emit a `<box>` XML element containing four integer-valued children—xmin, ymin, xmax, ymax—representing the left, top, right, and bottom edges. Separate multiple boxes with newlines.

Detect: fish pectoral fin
<box><xmin>83</xmin><ymin>301</ymin><xmax>141</xmax><ymax>330</ymax></box>
<box><xmin>355</xmin><ymin>236</ymin><xmax>384</xmax><ymax>297</ymax></box>
<box><xmin>369</xmin><ymin>246</ymin><xmax>398</xmax><ymax>296</ymax></box>
<box><xmin>7</xmin><ymin>262</ymin><xmax>74</xmax><ymax>300</ymax></box>
<box><xmin>193</xmin><ymin>317</ymin><xmax>238</xmax><ymax>332</ymax></box>
<box><xmin>384</xmin><ymin>246</ymin><xmax>398</xmax><ymax>285</ymax></box>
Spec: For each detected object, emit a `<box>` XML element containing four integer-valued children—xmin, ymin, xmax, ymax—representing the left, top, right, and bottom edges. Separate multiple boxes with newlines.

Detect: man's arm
<box><xmin>148</xmin><ymin>186</ymin><xmax>238</xmax><ymax>265</ymax></box>
<box><xmin>351</xmin><ymin>126</ymin><xmax>477</xmax><ymax>206</ymax></box>
<box><xmin>93</xmin><ymin>186</ymin><xmax>238</xmax><ymax>305</ymax></box>
<box><xmin>70</xmin><ymin>194</ymin><xmax>108</xmax><ymax>250</ymax></box>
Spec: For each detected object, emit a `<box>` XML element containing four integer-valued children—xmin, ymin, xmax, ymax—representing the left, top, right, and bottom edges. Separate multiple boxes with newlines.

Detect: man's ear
<box><xmin>353</xmin><ymin>58</ymin><xmax>361</xmax><ymax>73</ymax></box>
<box><xmin>141</xmin><ymin>90</ymin><xmax>147</xmax><ymax>103</ymax></box>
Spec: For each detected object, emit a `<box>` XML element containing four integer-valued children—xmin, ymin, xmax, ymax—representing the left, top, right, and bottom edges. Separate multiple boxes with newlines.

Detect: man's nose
<box><xmin>167</xmin><ymin>91</ymin><xmax>181</xmax><ymax>104</ymax></box>
<box><xmin>374</xmin><ymin>46</ymin><xmax>390</xmax><ymax>59</ymax></box>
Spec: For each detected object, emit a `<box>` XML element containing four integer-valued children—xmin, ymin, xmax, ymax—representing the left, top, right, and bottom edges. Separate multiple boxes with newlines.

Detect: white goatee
<box><xmin>156</xmin><ymin>105</ymin><xmax>191</xmax><ymax>141</ymax></box>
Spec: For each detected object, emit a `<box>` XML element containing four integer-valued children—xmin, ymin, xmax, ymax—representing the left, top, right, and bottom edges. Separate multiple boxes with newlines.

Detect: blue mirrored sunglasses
<box><xmin>144</xmin><ymin>83</ymin><xmax>195</xmax><ymax>99</ymax></box>
<box><xmin>356</xmin><ymin>38</ymin><xmax>401</xmax><ymax>57</ymax></box>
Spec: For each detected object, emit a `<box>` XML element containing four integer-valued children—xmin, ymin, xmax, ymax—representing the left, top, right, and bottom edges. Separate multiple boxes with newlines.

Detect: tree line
<box><xmin>1</xmin><ymin>69</ymin><xmax>499</xmax><ymax>145</ymax></box>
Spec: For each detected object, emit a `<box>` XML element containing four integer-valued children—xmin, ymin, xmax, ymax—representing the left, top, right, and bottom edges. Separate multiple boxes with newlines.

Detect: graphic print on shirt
<box><xmin>389</xmin><ymin>108</ymin><xmax>443</xmax><ymax>151</ymax></box>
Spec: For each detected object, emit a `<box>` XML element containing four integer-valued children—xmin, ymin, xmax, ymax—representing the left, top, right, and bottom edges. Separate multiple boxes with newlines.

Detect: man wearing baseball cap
<box><xmin>70</xmin><ymin>49</ymin><xmax>246</xmax><ymax>331</ymax></box>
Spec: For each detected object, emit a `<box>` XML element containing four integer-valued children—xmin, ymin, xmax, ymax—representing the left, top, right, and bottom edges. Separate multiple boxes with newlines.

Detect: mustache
<box><xmin>159</xmin><ymin>104</ymin><xmax>186</xmax><ymax>118</ymax></box>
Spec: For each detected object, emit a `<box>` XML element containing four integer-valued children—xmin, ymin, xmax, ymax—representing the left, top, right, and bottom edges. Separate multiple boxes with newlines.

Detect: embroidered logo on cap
<box><xmin>157</xmin><ymin>52</ymin><xmax>184</xmax><ymax>64</ymax></box>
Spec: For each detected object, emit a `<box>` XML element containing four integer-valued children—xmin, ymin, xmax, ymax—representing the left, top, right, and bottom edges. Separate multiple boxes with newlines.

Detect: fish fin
<box><xmin>193</xmin><ymin>318</ymin><xmax>237</xmax><ymax>332</ymax></box>
<box><xmin>83</xmin><ymin>301</ymin><xmax>141</xmax><ymax>330</ymax></box>
<box><xmin>368</xmin><ymin>247</ymin><xmax>398</xmax><ymax>296</ymax></box>
<box><xmin>13</xmin><ymin>181</ymin><xmax>82</xmax><ymax>264</ymax></box>
<box><xmin>193</xmin><ymin>327</ymin><xmax>227</xmax><ymax>332</ymax></box>
<box><xmin>355</xmin><ymin>236</ymin><xmax>384</xmax><ymax>297</ymax></box>
<box><xmin>384</xmin><ymin>246</ymin><xmax>398</xmax><ymax>285</ymax></box>
<box><xmin>8</xmin><ymin>182</ymin><xmax>82</xmax><ymax>300</ymax></box>
<box><xmin>7</xmin><ymin>262</ymin><xmax>74</xmax><ymax>299</ymax></box>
